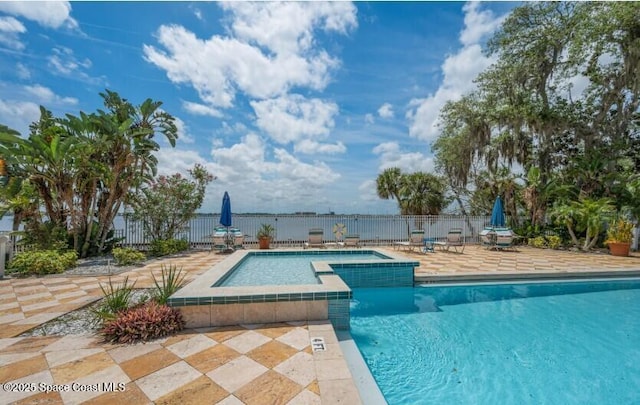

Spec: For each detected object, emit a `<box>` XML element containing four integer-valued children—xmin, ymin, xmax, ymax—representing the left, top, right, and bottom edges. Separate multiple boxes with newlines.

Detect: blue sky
<box><xmin>0</xmin><ymin>1</ymin><xmax>517</xmax><ymax>214</ymax></box>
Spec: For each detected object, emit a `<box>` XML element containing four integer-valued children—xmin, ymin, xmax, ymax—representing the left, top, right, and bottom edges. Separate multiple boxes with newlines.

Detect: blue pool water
<box><xmin>350</xmin><ymin>279</ymin><xmax>640</xmax><ymax>404</ymax></box>
<box><xmin>218</xmin><ymin>251</ymin><xmax>390</xmax><ymax>286</ymax></box>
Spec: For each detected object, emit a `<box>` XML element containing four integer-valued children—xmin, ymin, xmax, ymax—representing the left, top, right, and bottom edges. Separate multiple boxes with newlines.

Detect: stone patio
<box><xmin>1</xmin><ymin>245</ymin><xmax>639</xmax><ymax>404</ymax></box>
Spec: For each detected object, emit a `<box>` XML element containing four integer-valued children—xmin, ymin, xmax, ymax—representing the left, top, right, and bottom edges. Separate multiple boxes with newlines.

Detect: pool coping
<box><xmin>415</xmin><ymin>269</ymin><xmax>640</xmax><ymax>284</ymax></box>
<box><xmin>169</xmin><ymin>248</ymin><xmax>418</xmax><ymax>305</ymax></box>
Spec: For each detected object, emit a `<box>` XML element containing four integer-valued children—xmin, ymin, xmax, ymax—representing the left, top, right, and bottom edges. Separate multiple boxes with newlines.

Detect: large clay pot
<box><xmin>259</xmin><ymin>237</ymin><xmax>270</xmax><ymax>250</ymax></box>
<box><xmin>609</xmin><ymin>242</ymin><xmax>631</xmax><ymax>257</ymax></box>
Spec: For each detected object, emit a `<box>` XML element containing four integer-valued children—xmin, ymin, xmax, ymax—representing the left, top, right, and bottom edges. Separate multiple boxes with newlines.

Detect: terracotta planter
<box><xmin>608</xmin><ymin>242</ymin><xmax>631</xmax><ymax>257</ymax></box>
<box><xmin>258</xmin><ymin>237</ymin><xmax>270</xmax><ymax>250</ymax></box>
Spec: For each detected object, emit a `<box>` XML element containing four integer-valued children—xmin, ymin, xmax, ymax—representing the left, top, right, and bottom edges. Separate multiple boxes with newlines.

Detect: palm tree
<box><xmin>90</xmin><ymin>90</ymin><xmax>178</xmax><ymax>253</ymax></box>
<box><xmin>399</xmin><ymin>172</ymin><xmax>448</xmax><ymax>216</ymax></box>
<box><xmin>376</xmin><ymin>168</ymin><xmax>404</xmax><ymax>213</ymax></box>
<box><xmin>0</xmin><ymin>91</ymin><xmax>179</xmax><ymax>257</ymax></box>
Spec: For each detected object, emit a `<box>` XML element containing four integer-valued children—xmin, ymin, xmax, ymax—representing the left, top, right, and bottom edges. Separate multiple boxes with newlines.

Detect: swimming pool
<box><xmin>350</xmin><ymin>278</ymin><xmax>640</xmax><ymax>404</ymax></box>
<box><xmin>168</xmin><ymin>249</ymin><xmax>419</xmax><ymax>330</ymax></box>
<box><xmin>216</xmin><ymin>251</ymin><xmax>391</xmax><ymax>287</ymax></box>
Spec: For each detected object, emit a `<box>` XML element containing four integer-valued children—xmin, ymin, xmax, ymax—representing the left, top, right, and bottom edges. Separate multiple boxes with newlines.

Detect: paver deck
<box><xmin>1</xmin><ymin>246</ymin><xmax>639</xmax><ymax>404</ymax></box>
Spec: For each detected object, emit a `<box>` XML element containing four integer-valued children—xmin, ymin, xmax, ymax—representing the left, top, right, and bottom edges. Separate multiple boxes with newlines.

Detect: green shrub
<box><xmin>112</xmin><ymin>247</ymin><xmax>146</xmax><ymax>266</ymax></box>
<box><xmin>152</xmin><ymin>264</ymin><xmax>186</xmax><ymax>305</ymax></box>
<box><xmin>528</xmin><ymin>236</ymin><xmax>547</xmax><ymax>249</ymax></box>
<box><xmin>92</xmin><ymin>277</ymin><xmax>136</xmax><ymax>324</ymax></box>
<box><xmin>546</xmin><ymin>235</ymin><xmax>562</xmax><ymax>250</ymax></box>
<box><xmin>149</xmin><ymin>238</ymin><xmax>189</xmax><ymax>257</ymax></box>
<box><xmin>528</xmin><ymin>235</ymin><xmax>563</xmax><ymax>250</ymax></box>
<box><xmin>100</xmin><ymin>301</ymin><xmax>184</xmax><ymax>343</ymax></box>
<box><xmin>7</xmin><ymin>250</ymin><xmax>77</xmax><ymax>276</ymax></box>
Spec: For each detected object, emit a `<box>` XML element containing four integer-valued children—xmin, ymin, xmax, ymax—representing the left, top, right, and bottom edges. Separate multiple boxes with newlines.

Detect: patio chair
<box><xmin>494</xmin><ymin>228</ymin><xmax>518</xmax><ymax>251</ymax></box>
<box><xmin>211</xmin><ymin>228</ymin><xmax>228</xmax><ymax>252</ymax></box>
<box><xmin>304</xmin><ymin>228</ymin><xmax>325</xmax><ymax>249</ymax></box>
<box><xmin>340</xmin><ymin>234</ymin><xmax>361</xmax><ymax>248</ymax></box>
<box><xmin>479</xmin><ymin>228</ymin><xmax>494</xmax><ymax>248</ymax></box>
<box><xmin>393</xmin><ymin>229</ymin><xmax>425</xmax><ymax>252</ymax></box>
<box><xmin>434</xmin><ymin>228</ymin><xmax>465</xmax><ymax>253</ymax></box>
<box><xmin>231</xmin><ymin>228</ymin><xmax>245</xmax><ymax>249</ymax></box>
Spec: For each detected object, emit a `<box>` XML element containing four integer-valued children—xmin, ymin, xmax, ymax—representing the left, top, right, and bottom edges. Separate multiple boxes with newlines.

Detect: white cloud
<box><xmin>143</xmin><ymin>2</ymin><xmax>356</xmax><ymax>109</ymax></box>
<box><xmin>358</xmin><ymin>179</ymin><xmax>379</xmax><ymax>202</ymax></box>
<box><xmin>16</xmin><ymin>63</ymin><xmax>30</xmax><ymax>79</ymax></box>
<box><xmin>251</xmin><ymin>95</ymin><xmax>341</xmax><ymax>153</ymax></box>
<box><xmin>459</xmin><ymin>2</ymin><xmax>505</xmax><ymax>46</ymax></box>
<box><xmin>377</xmin><ymin>103</ymin><xmax>394</xmax><ymax>119</ymax></box>
<box><xmin>221</xmin><ymin>2</ymin><xmax>357</xmax><ymax>55</ymax></box>
<box><xmin>294</xmin><ymin>139</ymin><xmax>346</xmax><ymax>154</ymax></box>
<box><xmin>0</xmin><ymin>1</ymin><xmax>77</xmax><ymax>29</ymax></box>
<box><xmin>193</xmin><ymin>9</ymin><xmax>203</xmax><ymax>21</ymax></box>
<box><xmin>172</xmin><ymin>116</ymin><xmax>195</xmax><ymax>144</ymax></box>
<box><xmin>406</xmin><ymin>2</ymin><xmax>505</xmax><ymax>141</ymax></box>
<box><xmin>373</xmin><ymin>142</ymin><xmax>435</xmax><ymax>173</ymax></box>
<box><xmin>47</xmin><ymin>46</ymin><xmax>103</xmax><ymax>85</ymax></box>
<box><xmin>24</xmin><ymin>85</ymin><xmax>78</xmax><ymax>105</ymax></box>
<box><xmin>205</xmin><ymin>133</ymin><xmax>341</xmax><ymax>211</ymax></box>
<box><xmin>0</xmin><ymin>16</ymin><xmax>25</xmax><ymax>50</ymax></box>
<box><xmin>0</xmin><ymin>98</ymin><xmax>40</xmax><ymax>135</ymax></box>
<box><xmin>48</xmin><ymin>46</ymin><xmax>91</xmax><ymax>75</ymax></box>
<box><xmin>182</xmin><ymin>100</ymin><xmax>223</xmax><ymax>118</ymax></box>
<box><xmin>364</xmin><ymin>113</ymin><xmax>374</xmax><ymax>124</ymax></box>
<box><xmin>155</xmin><ymin>148</ymin><xmax>211</xmax><ymax>177</ymax></box>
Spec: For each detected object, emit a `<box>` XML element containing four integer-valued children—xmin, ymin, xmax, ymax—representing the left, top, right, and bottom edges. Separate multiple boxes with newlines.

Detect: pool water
<box><xmin>350</xmin><ymin>279</ymin><xmax>640</xmax><ymax>404</ymax></box>
<box><xmin>218</xmin><ymin>251</ymin><xmax>390</xmax><ymax>287</ymax></box>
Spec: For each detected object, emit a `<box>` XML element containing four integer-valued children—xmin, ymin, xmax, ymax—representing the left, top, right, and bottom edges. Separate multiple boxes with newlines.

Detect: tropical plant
<box><xmin>92</xmin><ymin>276</ymin><xmax>137</xmax><ymax>323</ymax></box>
<box><xmin>100</xmin><ymin>301</ymin><xmax>184</xmax><ymax>343</ymax></box>
<box><xmin>112</xmin><ymin>247</ymin><xmax>146</xmax><ymax>266</ymax></box>
<box><xmin>376</xmin><ymin>168</ymin><xmax>448</xmax><ymax>215</ymax></box>
<box><xmin>256</xmin><ymin>223</ymin><xmax>275</xmax><ymax>240</ymax></box>
<box><xmin>605</xmin><ymin>218</ymin><xmax>634</xmax><ymax>244</ymax></box>
<box><xmin>149</xmin><ymin>238</ymin><xmax>189</xmax><ymax>257</ymax></box>
<box><xmin>433</xmin><ymin>2</ymin><xmax>640</xmax><ymax>229</ymax></box>
<box><xmin>151</xmin><ymin>264</ymin><xmax>186</xmax><ymax>305</ymax></box>
<box><xmin>128</xmin><ymin>164</ymin><xmax>214</xmax><ymax>242</ymax></box>
<box><xmin>549</xmin><ymin>198</ymin><xmax>614</xmax><ymax>251</ymax></box>
<box><xmin>6</xmin><ymin>250</ymin><xmax>77</xmax><ymax>276</ymax></box>
<box><xmin>376</xmin><ymin>168</ymin><xmax>404</xmax><ymax>212</ymax></box>
<box><xmin>0</xmin><ymin>90</ymin><xmax>179</xmax><ymax>258</ymax></box>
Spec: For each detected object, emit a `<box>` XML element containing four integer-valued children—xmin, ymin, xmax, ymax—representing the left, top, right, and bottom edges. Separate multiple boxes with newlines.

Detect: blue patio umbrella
<box><xmin>220</xmin><ymin>191</ymin><xmax>232</xmax><ymax>228</ymax></box>
<box><xmin>490</xmin><ymin>196</ymin><xmax>506</xmax><ymax>228</ymax></box>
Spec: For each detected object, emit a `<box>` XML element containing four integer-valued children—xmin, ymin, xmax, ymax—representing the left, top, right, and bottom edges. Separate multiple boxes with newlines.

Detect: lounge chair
<box><xmin>394</xmin><ymin>229</ymin><xmax>425</xmax><ymax>252</ymax></box>
<box><xmin>480</xmin><ymin>227</ymin><xmax>518</xmax><ymax>250</ymax></box>
<box><xmin>231</xmin><ymin>228</ymin><xmax>245</xmax><ymax>249</ymax></box>
<box><xmin>304</xmin><ymin>228</ymin><xmax>325</xmax><ymax>249</ymax></box>
<box><xmin>340</xmin><ymin>234</ymin><xmax>361</xmax><ymax>248</ymax></box>
<box><xmin>434</xmin><ymin>228</ymin><xmax>465</xmax><ymax>253</ymax></box>
<box><xmin>211</xmin><ymin>227</ymin><xmax>228</xmax><ymax>252</ymax></box>
<box><xmin>494</xmin><ymin>228</ymin><xmax>518</xmax><ymax>251</ymax></box>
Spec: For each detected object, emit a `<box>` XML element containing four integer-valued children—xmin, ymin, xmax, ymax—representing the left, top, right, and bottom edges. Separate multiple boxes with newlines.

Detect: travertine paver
<box><xmin>1</xmin><ymin>246</ymin><xmax>639</xmax><ymax>404</ymax></box>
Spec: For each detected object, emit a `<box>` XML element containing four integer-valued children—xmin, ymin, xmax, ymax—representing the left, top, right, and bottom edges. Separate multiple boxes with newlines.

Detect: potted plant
<box><xmin>605</xmin><ymin>218</ymin><xmax>634</xmax><ymax>257</ymax></box>
<box><xmin>256</xmin><ymin>223</ymin><xmax>275</xmax><ymax>250</ymax></box>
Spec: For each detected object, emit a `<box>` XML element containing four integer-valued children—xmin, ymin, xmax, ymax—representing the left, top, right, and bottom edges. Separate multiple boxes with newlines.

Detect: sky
<box><xmin>0</xmin><ymin>1</ymin><xmax>518</xmax><ymax>214</ymax></box>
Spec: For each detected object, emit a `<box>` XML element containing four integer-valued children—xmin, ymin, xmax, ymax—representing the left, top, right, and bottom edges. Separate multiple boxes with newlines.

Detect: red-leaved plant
<box><xmin>100</xmin><ymin>301</ymin><xmax>184</xmax><ymax>343</ymax></box>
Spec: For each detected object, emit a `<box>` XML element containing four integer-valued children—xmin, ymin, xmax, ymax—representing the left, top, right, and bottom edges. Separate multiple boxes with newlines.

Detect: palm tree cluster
<box><xmin>376</xmin><ymin>168</ymin><xmax>448</xmax><ymax>216</ymax></box>
<box><xmin>0</xmin><ymin>90</ymin><xmax>178</xmax><ymax>258</ymax></box>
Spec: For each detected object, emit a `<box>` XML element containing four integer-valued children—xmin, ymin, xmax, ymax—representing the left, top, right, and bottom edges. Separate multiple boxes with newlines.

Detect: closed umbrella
<box><xmin>490</xmin><ymin>196</ymin><xmax>506</xmax><ymax>228</ymax></box>
<box><xmin>220</xmin><ymin>192</ymin><xmax>232</xmax><ymax>250</ymax></box>
<box><xmin>220</xmin><ymin>191</ymin><xmax>232</xmax><ymax>228</ymax></box>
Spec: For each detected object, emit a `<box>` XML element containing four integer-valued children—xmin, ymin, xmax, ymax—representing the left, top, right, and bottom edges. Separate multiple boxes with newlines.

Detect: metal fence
<box><xmin>115</xmin><ymin>214</ymin><xmax>494</xmax><ymax>249</ymax></box>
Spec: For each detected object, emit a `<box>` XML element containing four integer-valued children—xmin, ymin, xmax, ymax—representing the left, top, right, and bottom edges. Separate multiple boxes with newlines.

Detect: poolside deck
<box><xmin>1</xmin><ymin>246</ymin><xmax>639</xmax><ymax>404</ymax></box>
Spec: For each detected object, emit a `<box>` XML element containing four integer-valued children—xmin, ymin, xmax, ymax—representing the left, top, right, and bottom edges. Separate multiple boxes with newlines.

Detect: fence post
<box><xmin>0</xmin><ymin>235</ymin><xmax>8</xmax><ymax>279</ymax></box>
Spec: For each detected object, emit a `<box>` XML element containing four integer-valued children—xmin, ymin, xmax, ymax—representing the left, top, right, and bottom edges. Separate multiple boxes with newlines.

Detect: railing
<box><xmin>115</xmin><ymin>214</ymin><xmax>494</xmax><ymax>249</ymax></box>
